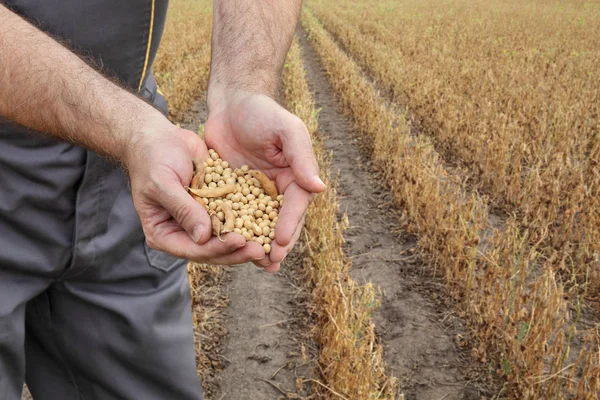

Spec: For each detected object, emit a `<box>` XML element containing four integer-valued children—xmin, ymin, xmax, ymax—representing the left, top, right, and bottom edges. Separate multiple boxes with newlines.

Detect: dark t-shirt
<box><xmin>3</xmin><ymin>0</ymin><xmax>169</xmax><ymax>91</ymax></box>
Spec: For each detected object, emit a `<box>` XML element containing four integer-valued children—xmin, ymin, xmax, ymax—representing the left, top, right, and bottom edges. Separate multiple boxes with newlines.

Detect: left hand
<box><xmin>126</xmin><ymin>120</ymin><xmax>266</xmax><ymax>265</ymax></box>
<box><xmin>204</xmin><ymin>88</ymin><xmax>326</xmax><ymax>272</ymax></box>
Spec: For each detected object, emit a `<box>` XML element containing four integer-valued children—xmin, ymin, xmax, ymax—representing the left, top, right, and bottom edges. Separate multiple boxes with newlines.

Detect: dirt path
<box><xmin>213</xmin><ymin>254</ymin><xmax>313</xmax><ymax>400</ymax></box>
<box><xmin>298</xmin><ymin>29</ymin><xmax>494</xmax><ymax>400</ymax></box>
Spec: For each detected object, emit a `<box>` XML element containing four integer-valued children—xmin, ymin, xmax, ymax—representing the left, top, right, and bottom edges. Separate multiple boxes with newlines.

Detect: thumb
<box><xmin>159</xmin><ymin>177</ymin><xmax>212</xmax><ymax>244</ymax></box>
<box><xmin>281</xmin><ymin>117</ymin><xmax>326</xmax><ymax>194</ymax></box>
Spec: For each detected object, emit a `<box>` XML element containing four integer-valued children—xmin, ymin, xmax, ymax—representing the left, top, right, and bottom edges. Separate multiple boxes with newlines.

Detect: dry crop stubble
<box><xmin>153</xmin><ymin>0</ymin><xmax>212</xmax><ymax>123</ymax></box>
<box><xmin>302</xmin><ymin>8</ymin><xmax>599</xmax><ymax>399</ymax></box>
<box><xmin>282</xmin><ymin>38</ymin><xmax>397</xmax><ymax>399</ymax></box>
<box><xmin>308</xmin><ymin>0</ymin><xmax>600</xmax><ymax>298</ymax></box>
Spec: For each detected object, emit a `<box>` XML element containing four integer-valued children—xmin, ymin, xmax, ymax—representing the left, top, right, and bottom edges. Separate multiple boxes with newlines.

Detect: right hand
<box><xmin>205</xmin><ymin>89</ymin><xmax>326</xmax><ymax>272</ymax></box>
<box><xmin>124</xmin><ymin>118</ymin><xmax>266</xmax><ymax>265</ymax></box>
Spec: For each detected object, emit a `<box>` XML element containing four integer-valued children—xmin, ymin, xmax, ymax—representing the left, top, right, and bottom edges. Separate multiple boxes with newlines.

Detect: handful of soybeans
<box><xmin>187</xmin><ymin>149</ymin><xmax>283</xmax><ymax>254</ymax></box>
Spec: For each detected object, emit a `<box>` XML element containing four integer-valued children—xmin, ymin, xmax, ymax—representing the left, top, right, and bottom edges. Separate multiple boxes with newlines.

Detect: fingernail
<box><xmin>192</xmin><ymin>224</ymin><xmax>203</xmax><ymax>243</ymax></box>
<box><xmin>253</xmin><ymin>255</ymin><xmax>266</xmax><ymax>261</ymax></box>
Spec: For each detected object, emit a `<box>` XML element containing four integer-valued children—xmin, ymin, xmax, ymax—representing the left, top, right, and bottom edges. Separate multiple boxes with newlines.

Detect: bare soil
<box><xmin>180</xmin><ymin>99</ymin><xmax>208</xmax><ymax>134</ymax></box>
<box><xmin>211</xmin><ymin>251</ymin><xmax>315</xmax><ymax>400</ymax></box>
<box><xmin>297</xmin><ymin>28</ymin><xmax>497</xmax><ymax>400</ymax></box>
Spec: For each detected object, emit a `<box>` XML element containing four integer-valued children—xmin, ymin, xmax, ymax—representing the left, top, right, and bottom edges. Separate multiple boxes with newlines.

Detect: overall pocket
<box><xmin>144</xmin><ymin>242</ymin><xmax>186</xmax><ymax>272</ymax></box>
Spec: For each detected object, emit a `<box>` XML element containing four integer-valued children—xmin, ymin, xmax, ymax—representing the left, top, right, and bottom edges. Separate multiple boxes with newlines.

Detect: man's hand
<box><xmin>205</xmin><ymin>88</ymin><xmax>326</xmax><ymax>272</ymax></box>
<box><xmin>207</xmin><ymin>0</ymin><xmax>321</xmax><ymax>272</ymax></box>
<box><xmin>124</xmin><ymin>119</ymin><xmax>267</xmax><ymax>265</ymax></box>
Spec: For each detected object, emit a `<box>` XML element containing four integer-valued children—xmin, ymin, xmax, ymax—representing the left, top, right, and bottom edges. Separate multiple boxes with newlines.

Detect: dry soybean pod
<box><xmin>191</xmin><ymin>194</ymin><xmax>209</xmax><ymax>211</ymax></box>
<box><xmin>210</xmin><ymin>212</ymin><xmax>225</xmax><ymax>242</ymax></box>
<box><xmin>191</xmin><ymin>162</ymin><xmax>205</xmax><ymax>190</ymax></box>
<box><xmin>188</xmin><ymin>169</ymin><xmax>209</xmax><ymax>209</ymax></box>
<box><xmin>190</xmin><ymin>174</ymin><xmax>201</xmax><ymax>190</ymax></box>
<box><xmin>188</xmin><ymin>182</ymin><xmax>206</xmax><ymax>209</ymax></box>
<box><xmin>189</xmin><ymin>159</ymin><xmax>205</xmax><ymax>209</ymax></box>
<box><xmin>189</xmin><ymin>184</ymin><xmax>236</xmax><ymax>198</ymax></box>
<box><xmin>248</xmin><ymin>170</ymin><xmax>278</xmax><ymax>199</ymax></box>
<box><xmin>221</xmin><ymin>202</ymin><xmax>235</xmax><ymax>233</ymax></box>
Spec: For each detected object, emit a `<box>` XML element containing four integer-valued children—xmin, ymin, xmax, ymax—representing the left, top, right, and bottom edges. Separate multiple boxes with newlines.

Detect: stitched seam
<box><xmin>60</xmin><ymin>161</ymin><xmax>106</xmax><ymax>281</ymax></box>
<box><xmin>61</xmin><ymin>151</ymin><xmax>89</xmax><ymax>279</ymax></box>
<box><xmin>138</xmin><ymin>0</ymin><xmax>156</xmax><ymax>92</ymax></box>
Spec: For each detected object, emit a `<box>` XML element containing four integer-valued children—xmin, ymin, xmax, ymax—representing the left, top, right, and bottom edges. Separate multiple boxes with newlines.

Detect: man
<box><xmin>0</xmin><ymin>0</ymin><xmax>324</xmax><ymax>399</ymax></box>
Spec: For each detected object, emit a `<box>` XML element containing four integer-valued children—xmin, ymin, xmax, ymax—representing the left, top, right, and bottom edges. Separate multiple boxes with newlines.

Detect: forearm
<box><xmin>208</xmin><ymin>0</ymin><xmax>302</xmax><ymax>108</ymax></box>
<box><xmin>0</xmin><ymin>5</ymin><xmax>167</xmax><ymax>163</ymax></box>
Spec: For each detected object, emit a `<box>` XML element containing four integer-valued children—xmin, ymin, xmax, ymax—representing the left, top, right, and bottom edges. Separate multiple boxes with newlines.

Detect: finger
<box><xmin>185</xmin><ymin>233</ymin><xmax>248</xmax><ymax>262</ymax></box>
<box><xmin>253</xmin><ymin>254</ymin><xmax>272</xmax><ymax>268</ymax></box>
<box><xmin>148</xmin><ymin>221</ymin><xmax>247</xmax><ymax>260</ymax></box>
<box><xmin>274</xmin><ymin>182</ymin><xmax>312</xmax><ymax>247</ymax></box>
<box><xmin>157</xmin><ymin>176</ymin><xmax>213</xmax><ymax>244</ymax></box>
<box><xmin>210</xmin><ymin>240</ymin><xmax>266</xmax><ymax>265</ymax></box>
<box><xmin>252</xmin><ymin>259</ymin><xmax>280</xmax><ymax>273</ymax></box>
<box><xmin>151</xmin><ymin>222</ymin><xmax>267</xmax><ymax>265</ymax></box>
<box><xmin>263</xmin><ymin>262</ymin><xmax>281</xmax><ymax>273</ymax></box>
<box><xmin>280</xmin><ymin>117</ymin><xmax>326</xmax><ymax>194</ymax></box>
<box><xmin>270</xmin><ymin>214</ymin><xmax>305</xmax><ymax>265</ymax></box>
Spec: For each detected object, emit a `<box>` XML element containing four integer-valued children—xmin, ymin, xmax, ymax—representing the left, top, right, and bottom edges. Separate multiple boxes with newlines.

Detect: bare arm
<box><xmin>0</xmin><ymin>4</ymin><xmax>266</xmax><ymax>264</ymax></box>
<box><xmin>0</xmin><ymin>4</ymin><xmax>163</xmax><ymax>163</ymax></box>
<box><xmin>208</xmin><ymin>0</ymin><xmax>302</xmax><ymax>106</ymax></box>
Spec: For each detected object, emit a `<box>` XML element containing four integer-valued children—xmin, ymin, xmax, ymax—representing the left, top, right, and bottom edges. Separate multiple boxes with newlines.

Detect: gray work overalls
<box><xmin>0</xmin><ymin>1</ymin><xmax>203</xmax><ymax>399</ymax></box>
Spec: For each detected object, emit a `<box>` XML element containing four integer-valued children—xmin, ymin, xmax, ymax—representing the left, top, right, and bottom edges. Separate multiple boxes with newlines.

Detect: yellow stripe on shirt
<box><xmin>138</xmin><ymin>0</ymin><xmax>155</xmax><ymax>92</ymax></box>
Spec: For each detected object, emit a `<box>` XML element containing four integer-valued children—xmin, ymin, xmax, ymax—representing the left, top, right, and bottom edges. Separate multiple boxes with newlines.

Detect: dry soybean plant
<box><xmin>302</xmin><ymin>9</ymin><xmax>599</xmax><ymax>399</ymax></box>
<box><xmin>308</xmin><ymin>0</ymin><xmax>600</xmax><ymax>298</ymax></box>
<box><xmin>282</xmin><ymin>39</ymin><xmax>397</xmax><ymax>399</ymax></box>
<box><xmin>153</xmin><ymin>0</ymin><xmax>213</xmax><ymax>123</ymax></box>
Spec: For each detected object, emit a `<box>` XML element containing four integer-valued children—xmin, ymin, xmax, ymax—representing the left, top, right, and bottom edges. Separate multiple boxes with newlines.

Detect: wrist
<box><xmin>206</xmin><ymin>82</ymin><xmax>230</xmax><ymax>115</ymax></box>
<box><xmin>121</xmin><ymin>110</ymin><xmax>173</xmax><ymax>169</ymax></box>
<box><xmin>207</xmin><ymin>82</ymin><xmax>247</xmax><ymax>114</ymax></box>
<box><xmin>207</xmin><ymin>81</ymin><xmax>276</xmax><ymax>115</ymax></box>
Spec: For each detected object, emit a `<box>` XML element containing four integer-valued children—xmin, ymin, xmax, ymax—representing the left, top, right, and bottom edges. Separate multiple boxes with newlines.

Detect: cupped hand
<box><xmin>125</xmin><ymin>119</ymin><xmax>266</xmax><ymax>265</ymax></box>
<box><xmin>205</xmin><ymin>90</ymin><xmax>326</xmax><ymax>272</ymax></box>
